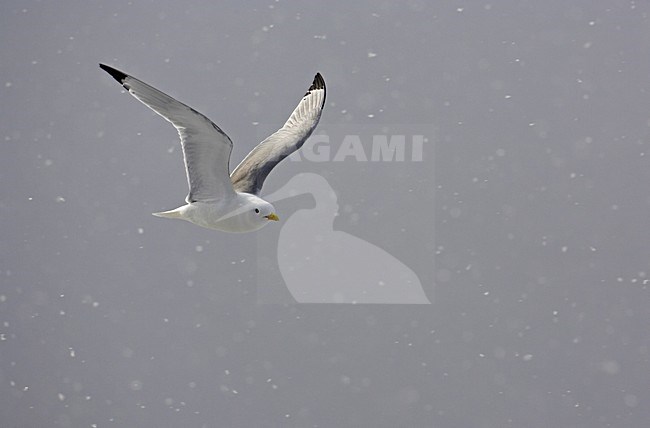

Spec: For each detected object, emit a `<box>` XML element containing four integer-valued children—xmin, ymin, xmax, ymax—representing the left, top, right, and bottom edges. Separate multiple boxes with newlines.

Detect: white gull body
<box><xmin>100</xmin><ymin>64</ymin><xmax>326</xmax><ymax>232</ymax></box>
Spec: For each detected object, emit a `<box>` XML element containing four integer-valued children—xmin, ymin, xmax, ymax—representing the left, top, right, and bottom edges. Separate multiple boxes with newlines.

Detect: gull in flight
<box><xmin>100</xmin><ymin>64</ymin><xmax>326</xmax><ymax>232</ymax></box>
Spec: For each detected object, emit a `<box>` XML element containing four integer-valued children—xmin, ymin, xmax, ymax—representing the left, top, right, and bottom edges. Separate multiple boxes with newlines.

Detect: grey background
<box><xmin>1</xmin><ymin>1</ymin><xmax>649</xmax><ymax>427</ymax></box>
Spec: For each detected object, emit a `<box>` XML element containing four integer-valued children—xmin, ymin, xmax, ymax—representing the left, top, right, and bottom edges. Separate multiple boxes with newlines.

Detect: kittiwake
<box><xmin>99</xmin><ymin>64</ymin><xmax>326</xmax><ymax>232</ymax></box>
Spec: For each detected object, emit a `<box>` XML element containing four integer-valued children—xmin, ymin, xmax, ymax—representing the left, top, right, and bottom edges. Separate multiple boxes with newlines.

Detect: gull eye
<box><xmin>254</xmin><ymin>208</ymin><xmax>260</xmax><ymax>214</ymax></box>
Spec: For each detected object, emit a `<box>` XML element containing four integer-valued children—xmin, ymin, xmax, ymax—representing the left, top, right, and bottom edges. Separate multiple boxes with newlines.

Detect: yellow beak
<box><xmin>265</xmin><ymin>213</ymin><xmax>279</xmax><ymax>221</ymax></box>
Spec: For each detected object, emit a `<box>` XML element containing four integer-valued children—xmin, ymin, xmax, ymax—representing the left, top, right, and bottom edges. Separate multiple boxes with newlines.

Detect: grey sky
<box><xmin>1</xmin><ymin>1</ymin><xmax>649</xmax><ymax>427</ymax></box>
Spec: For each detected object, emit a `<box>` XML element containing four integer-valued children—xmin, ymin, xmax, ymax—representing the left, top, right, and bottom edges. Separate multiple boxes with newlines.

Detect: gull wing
<box><xmin>100</xmin><ymin>64</ymin><xmax>235</xmax><ymax>203</ymax></box>
<box><xmin>230</xmin><ymin>73</ymin><xmax>326</xmax><ymax>195</ymax></box>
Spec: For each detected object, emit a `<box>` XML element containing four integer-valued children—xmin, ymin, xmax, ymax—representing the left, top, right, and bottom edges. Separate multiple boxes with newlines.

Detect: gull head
<box><xmin>215</xmin><ymin>194</ymin><xmax>279</xmax><ymax>233</ymax></box>
<box><xmin>253</xmin><ymin>199</ymin><xmax>279</xmax><ymax>223</ymax></box>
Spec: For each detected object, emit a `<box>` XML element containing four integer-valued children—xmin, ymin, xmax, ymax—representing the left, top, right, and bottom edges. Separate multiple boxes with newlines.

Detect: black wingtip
<box><xmin>304</xmin><ymin>72</ymin><xmax>326</xmax><ymax>106</ymax></box>
<box><xmin>311</xmin><ymin>72</ymin><xmax>325</xmax><ymax>91</ymax></box>
<box><xmin>99</xmin><ymin>63</ymin><xmax>128</xmax><ymax>84</ymax></box>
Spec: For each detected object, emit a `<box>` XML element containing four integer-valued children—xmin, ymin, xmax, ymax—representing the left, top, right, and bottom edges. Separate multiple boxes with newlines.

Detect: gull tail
<box><xmin>152</xmin><ymin>208</ymin><xmax>183</xmax><ymax>219</ymax></box>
